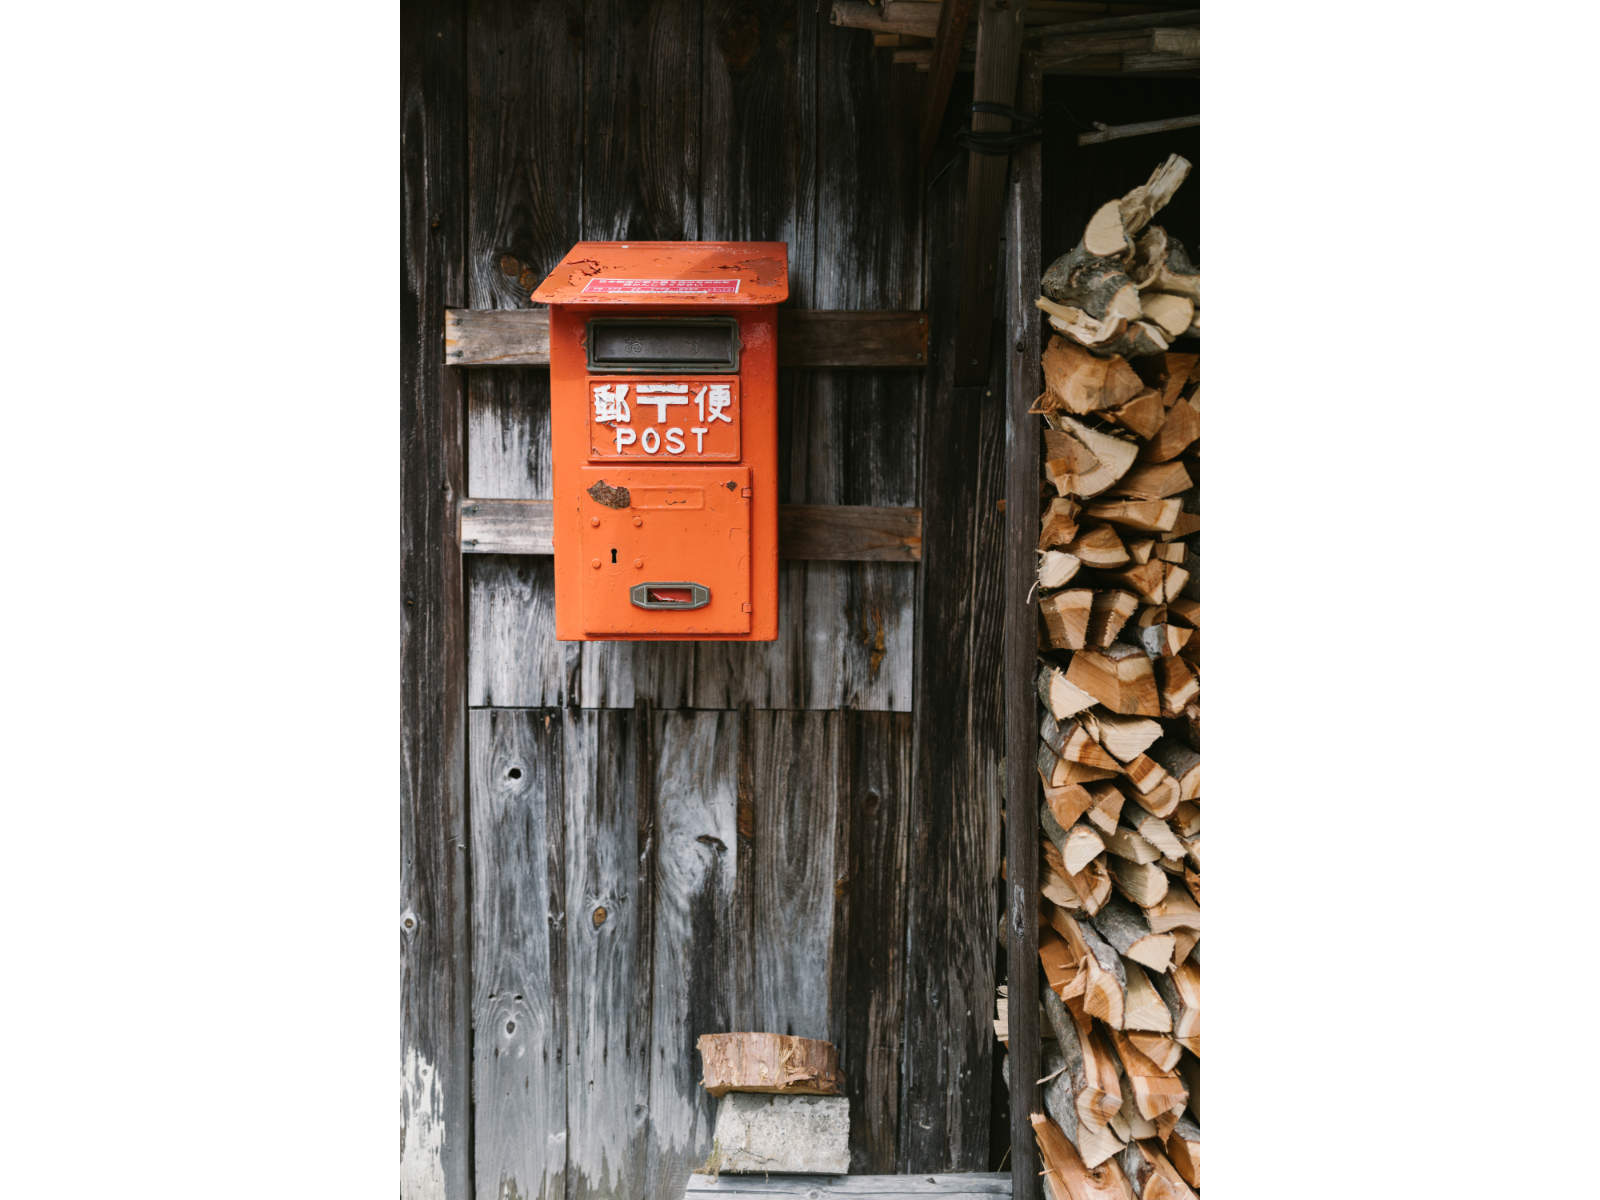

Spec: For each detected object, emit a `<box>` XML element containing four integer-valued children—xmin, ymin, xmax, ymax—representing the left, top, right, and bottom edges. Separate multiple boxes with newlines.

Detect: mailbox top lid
<box><xmin>532</xmin><ymin>241</ymin><xmax>789</xmax><ymax>307</ymax></box>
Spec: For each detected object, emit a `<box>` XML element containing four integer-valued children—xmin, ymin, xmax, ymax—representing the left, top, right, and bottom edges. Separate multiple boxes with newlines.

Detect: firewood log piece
<box><xmin>1123</xmin><ymin>808</ymin><xmax>1185</xmax><ymax>861</ymax></box>
<box><xmin>1140</xmin><ymin>397</ymin><xmax>1199</xmax><ymax>463</ymax></box>
<box><xmin>1108</xmin><ymin>855</ymin><xmax>1169</xmax><ymax>908</ymax></box>
<box><xmin>1126</xmin><ymin>538</ymin><xmax>1154</xmax><ymax>565</ymax></box>
<box><xmin>1101</xmin><ymin>820</ymin><xmax>1161</xmax><ymax>866</ymax></box>
<box><xmin>1043</xmin><ymin>802</ymin><xmax>1108</xmax><ymax>875</ymax></box>
<box><xmin>1083</xmin><ymin>710</ymin><xmax>1162</xmax><ymax>762</ymax></box>
<box><xmin>1067</xmin><ymin>645</ymin><xmax>1161</xmax><ymax>716</ymax></box>
<box><xmin>1166</xmin><ymin>596</ymin><xmax>1199</xmax><ymax>627</ymax></box>
<box><xmin>1085</xmin><ymin>497</ymin><xmax>1181</xmax><ymax>533</ymax></box>
<box><xmin>1067</xmin><ymin>523</ymin><xmax>1131</xmax><ymax>569</ymax></box>
<box><xmin>1109</xmin><ymin>1030</ymin><xmax>1189</xmax><ymax>1124</ymax></box>
<box><xmin>1165</xmin><ymin>1115</ymin><xmax>1200</xmax><ymax>1189</ymax></box>
<box><xmin>1119</xmin><ymin>1139</ymin><xmax>1198</xmax><ymax>1200</ymax></box>
<box><xmin>1097</xmin><ymin>320</ymin><xmax>1170</xmax><ymax>359</ymax></box>
<box><xmin>1107</xmin><ymin>388</ymin><xmax>1167</xmax><ymax>438</ymax></box>
<box><xmin>1032</xmin><ymin>1111</ymin><xmax>1136</xmax><ymax>1200</ymax></box>
<box><xmin>1044</xmin><ymin>413</ymin><xmax>1139</xmax><ymax>497</ymax></box>
<box><xmin>1039</xmin><ymin>548</ymin><xmax>1083</xmax><ymax>589</ymax></box>
<box><xmin>1125</xmin><ymin>1029</ymin><xmax>1183</xmax><ymax>1074</ymax></box>
<box><xmin>1153</xmin><ymin>541</ymin><xmax>1186</xmax><ymax>565</ymax></box>
<box><xmin>1120</xmin><ymin>961</ymin><xmax>1174</xmax><ymax>1034</ymax></box>
<box><xmin>1044</xmin><ymin>780</ymin><xmax>1096</xmax><ymax>831</ymax></box>
<box><xmin>1041</xmin><ymin>336</ymin><xmax>1145</xmax><ymax>414</ymax></box>
<box><xmin>1116</xmin><ymin>154</ymin><xmax>1191</xmax><ymax>239</ymax></box>
<box><xmin>1038</xmin><ymin>663</ymin><xmax>1097</xmax><ymax>720</ymax></box>
<box><xmin>1040</xmin><ymin>497</ymin><xmax>1084</xmax><ymax>549</ymax></box>
<box><xmin>1156</xmin><ymin>657</ymin><xmax>1199</xmax><ymax>716</ymax></box>
<box><xmin>1122</xmin><ymin>759</ymin><xmax>1178</xmax><ymax>817</ymax></box>
<box><xmin>1041</xmin><ymin>588</ymin><xmax>1095</xmax><ymax>650</ymax></box>
<box><xmin>1038</xmin><ymin>299</ymin><xmax>1130</xmax><ymax>350</ymax></box>
<box><xmin>1152</xmin><ymin>962</ymin><xmax>1199</xmax><ymax>1054</ymax></box>
<box><xmin>1087</xmin><ymin>591</ymin><xmax>1139</xmax><ymax>647</ymax></box>
<box><xmin>1054</xmin><ymin>909</ymin><xmax>1128</xmax><ymax>1029</ymax></box>
<box><xmin>1139</xmin><ymin>293</ymin><xmax>1195</xmax><ymax>340</ymax></box>
<box><xmin>1149</xmin><ymin>235</ymin><xmax>1199</xmax><ymax>301</ymax></box>
<box><xmin>1085</xmin><ymin>197</ymin><xmax>1136</xmax><ymax>256</ymax></box>
<box><xmin>1107</xmin><ymin>460</ymin><xmax>1193</xmax><ymax>501</ymax></box>
<box><xmin>1063</xmin><ymin>854</ymin><xmax>1113</xmax><ymax>915</ymax></box>
<box><xmin>697</xmin><ymin>1033</ymin><xmax>842</xmax><ymax>1097</ymax></box>
<box><xmin>1040</xmin><ymin>741</ymin><xmax>1120</xmax><ymax>789</ymax></box>
<box><xmin>1169</xmin><ymin>930</ymin><xmax>1198</xmax><ymax>969</ymax></box>
<box><xmin>1170</xmin><ymin>802</ymin><xmax>1199</xmax><ymax>840</ymax></box>
<box><xmin>1084</xmin><ymin>782</ymin><xmax>1126</xmax><ymax>835</ymax></box>
<box><xmin>1141</xmin><ymin>885</ymin><xmax>1199</xmax><ymax>934</ymax></box>
<box><xmin>1127</xmin><ymin>224</ymin><xmax>1168</xmax><ymax>289</ymax></box>
<box><xmin>1146</xmin><ymin>739</ymin><xmax>1199</xmax><ymax>802</ymax></box>
<box><xmin>1039</xmin><ymin>247</ymin><xmax>1142</xmax><ymax>331</ymax></box>
<box><xmin>1088</xmin><ymin>893</ymin><xmax>1174</xmax><ymax>973</ymax></box>
<box><xmin>1031</xmin><ymin>1046</ymin><xmax>1126</xmax><ymax>1173</ymax></box>
<box><xmin>1042</xmin><ymin>711</ymin><xmax>1122</xmax><ymax>770</ymax></box>
<box><xmin>1183</xmin><ymin>865</ymin><xmax>1199</xmax><ymax>905</ymax></box>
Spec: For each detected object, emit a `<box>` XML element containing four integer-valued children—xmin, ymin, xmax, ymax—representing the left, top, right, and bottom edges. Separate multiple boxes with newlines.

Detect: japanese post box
<box><xmin>533</xmin><ymin>241</ymin><xmax>788</xmax><ymax>641</ymax></box>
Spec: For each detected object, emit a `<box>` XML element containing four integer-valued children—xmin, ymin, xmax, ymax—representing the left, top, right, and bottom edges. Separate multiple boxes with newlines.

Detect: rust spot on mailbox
<box><xmin>534</xmin><ymin>242</ymin><xmax>788</xmax><ymax>642</ymax></box>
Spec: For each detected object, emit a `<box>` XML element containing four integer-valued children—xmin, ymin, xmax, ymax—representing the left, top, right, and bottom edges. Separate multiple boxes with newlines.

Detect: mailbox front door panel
<box><xmin>575</xmin><ymin>465</ymin><xmax>752</xmax><ymax>637</ymax></box>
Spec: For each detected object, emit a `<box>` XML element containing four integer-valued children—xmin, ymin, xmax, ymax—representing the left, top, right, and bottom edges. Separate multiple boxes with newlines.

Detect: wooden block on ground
<box><xmin>697</xmin><ymin>1033</ymin><xmax>841</xmax><ymax>1098</ymax></box>
<box><xmin>706</xmin><ymin>1094</ymin><xmax>850</xmax><ymax>1175</ymax></box>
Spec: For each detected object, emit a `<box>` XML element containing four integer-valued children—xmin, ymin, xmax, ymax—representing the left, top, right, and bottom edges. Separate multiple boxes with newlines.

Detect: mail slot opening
<box><xmin>649</xmin><ymin>587</ymin><xmax>691</xmax><ymax>603</ymax></box>
<box><xmin>586</xmin><ymin>317</ymin><xmax>740</xmax><ymax>373</ymax></box>
<box><xmin>629</xmin><ymin>581</ymin><xmax>711</xmax><ymax>611</ymax></box>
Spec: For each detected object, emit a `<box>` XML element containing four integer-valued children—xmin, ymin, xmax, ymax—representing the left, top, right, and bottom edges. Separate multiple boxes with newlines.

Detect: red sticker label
<box><xmin>580</xmin><ymin>277</ymin><xmax>741</xmax><ymax>295</ymax></box>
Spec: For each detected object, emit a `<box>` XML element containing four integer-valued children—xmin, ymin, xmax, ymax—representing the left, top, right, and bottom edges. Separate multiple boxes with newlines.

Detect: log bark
<box><xmin>1088</xmin><ymin>893</ymin><xmax>1174</xmax><ymax>973</ymax></box>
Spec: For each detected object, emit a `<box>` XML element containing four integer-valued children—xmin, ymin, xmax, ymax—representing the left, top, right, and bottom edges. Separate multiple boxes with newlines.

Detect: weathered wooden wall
<box><xmin>403</xmin><ymin>1</ymin><xmax>1006</xmax><ymax>1197</ymax></box>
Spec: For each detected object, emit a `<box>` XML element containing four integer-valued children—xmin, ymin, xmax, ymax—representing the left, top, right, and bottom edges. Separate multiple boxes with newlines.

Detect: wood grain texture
<box><xmin>1002</xmin><ymin>59</ymin><xmax>1045</xmax><ymax>1200</ymax></box>
<box><xmin>648</xmin><ymin>709</ymin><xmax>740</xmax><ymax>1199</ymax></box>
<box><xmin>563</xmin><ymin>709</ymin><xmax>652</xmax><ymax>1200</ymax></box>
<box><xmin>469</xmin><ymin>709</ymin><xmax>568</xmax><ymax>1200</ymax></box>
<box><xmin>685</xmin><ymin>1175</ymin><xmax>1011</xmax><ymax>1197</ymax></box>
<box><xmin>400</xmin><ymin>1</ymin><xmax>470</xmax><ymax>1196</ymax></box>
<box><xmin>901</xmin><ymin>143</ymin><xmax>1005</xmax><ymax>1175</ymax></box>
<box><xmin>953</xmin><ymin>0</ymin><xmax>1028</xmax><ymax>386</ymax></box>
<box><xmin>918</xmin><ymin>0</ymin><xmax>978</xmax><ymax>166</ymax></box>
<box><xmin>445</xmin><ymin>308</ymin><xmax>929</xmax><ymax>368</ymax></box>
<box><xmin>460</xmin><ymin>498</ymin><xmax>920</xmax><ymax>562</ymax></box>
<box><xmin>842</xmin><ymin>712</ymin><xmax>914</xmax><ymax>1173</ymax></box>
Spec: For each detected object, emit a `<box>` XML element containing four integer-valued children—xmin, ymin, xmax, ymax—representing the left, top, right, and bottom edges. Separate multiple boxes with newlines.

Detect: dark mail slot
<box><xmin>587</xmin><ymin>318</ymin><xmax>740</xmax><ymax>373</ymax></box>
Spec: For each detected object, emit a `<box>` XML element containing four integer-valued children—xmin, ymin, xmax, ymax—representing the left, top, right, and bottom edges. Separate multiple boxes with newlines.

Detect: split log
<box><xmin>1043</xmin><ymin>712</ymin><xmax>1123</xmax><ymax>771</ymax></box>
<box><xmin>1109</xmin><ymin>1030</ymin><xmax>1188</xmax><ymax>1124</ymax></box>
<box><xmin>1156</xmin><ymin>657</ymin><xmax>1199</xmax><ymax>715</ymax></box>
<box><xmin>1126</xmin><ymin>539</ymin><xmax>1154</xmax><ymax>565</ymax></box>
<box><xmin>1107</xmin><ymin>855</ymin><xmax>1169</xmax><ymax>908</ymax></box>
<box><xmin>1101</xmin><ymin>821</ymin><xmax>1160</xmax><ymax>866</ymax></box>
<box><xmin>1166</xmin><ymin>596</ymin><xmax>1199</xmax><ymax>627</ymax></box>
<box><xmin>1141</xmin><ymin>397</ymin><xmax>1199</xmax><ymax>463</ymax></box>
<box><xmin>1125</xmin><ymin>1029</ymin><xmax>1183</xmax><ymax>1075</ymax></box>
<box><xmin>1148</xmin><ymin>235</ymin><xmax>1199</xmax><ymax>300</ymax></box>
<box><xmin>1142</xmin><ymin>885</ymin><xmax>1199</xmax><ymax>934</ymax></box>
<box><xmin>1040</xmin><ymin>497</ymin><xmax>1084</xmax><ymax>548</ymax></box>
<box><xmin>1107</xmin><ymin>388</ymin><xmax>1167</xmax><ymax>438</ymax></box>
<box><xmin>1032</xmin><ymin>1111</ymin><xmax>1135</xmax><ymax>1200</ymax></box>
<box><xmin>1088</xmin><ymin>893</ymin><xmax>1174</xmax><ymax>973</ymax></box>
<box><xmin>1139</xmin><ymin>293</ymin><xmax>1194</xmax><ymax>339</ymax></box>
<box><xmin>1120</xmin><ymin>962</ymin><xmax>1173</xmax><ymax>1034</ymax></box>
<box><xmin>1067</xmin><ymin>523</ymin><xmax>1131</xmax><ymax>569</ymax></box>
<box><xmin>1084</xmin><ymin>199</ymin><xmax>1134</xmax><ymax>257</ymax></box>
<box><xmin>1118</xmin><ymin>1139</ymin><xmax>1197</xmax><ymax>1200</ymax></box>
<box><xmin>1039</xmin><ymin>300</ymin><xmax>1129</xmax><ymax>350</ymax></box>
<box><xmin>1067</xmin><ymin>645</ymin><xmax>1161</xmax><ymax>716</ymax></box>
<box><xmin>1127</xmin><ymin>225</ymin><xmax>1168</xmax><ymax>289</ymax></box>
<box><xmin>1053</xmin><ymin>909</ymin><xmax>1127</xmax><ymax>1029</ymax></box>
<box><xmin>1083</xmin><ymin>782</ymin><xmax>1125</xmax><ymax>835</ymax></box>
<box><xmin>1084</xmin><ymin>497</ymin><xmax>1181</xmax><ymax>533</ymax></box>
<box><xmin>1122</xmin><ymin>755</ymin><xmax>1178</xmax><ymax>815</ymax></box>
<box><xmin>1083</xmin><ymin>710</ymin><xmax>1161</xmax><ymax>762</ymax></box>
<box><xmin>1044</xmin><ymin>780</ymin><xmax>1096</xmax><ymax>830</ymax></box>
<box><xmin>1035</xmin><ymin>1046</ymin><xmax>1125</xmax><ymax>1173</ymax></box>
<box><xmin>1146</xmin><ymin>740</ymin><xmax>1200</xmax><ymax>802</ymax></box>
<box><xmin>1038</xmin><ymin>663</ymin><xmax>1097</xmax><ymax>720</ymax></box>
<box><xmin>697</xmin><ymin>1033</ymin><xmax>842</xmax><ymax>1097</ymax></box>
<box><xmin>1107</xmin><ymin>460</ymin><xmax>1193</xmax><ymax>500</ymax></box>
<box><xmin>1169</xmin><ymin>929</ymin><xmax>1199</xmax><ymax>969</ymax></box>
<box><xmin>1165</xmin><ymin>1115</ymin><xmax>1200</xmax><ymax>1189</ymax></box>
<box><xmin>1039</xmin><ymin>248</ymin><xmax>1140</xmax><ymax>337</ymax></box>
<box><xmin>1041</xmin><ymin>588</ymin><xmax>1095</xmax><ymax>650</ymax></box>
<box><xmin>1116</xmin><ymin>154</ymin><xmax>1191</xmax><ymax>239</ymax></box>
<box><xmin>1062</xmin><ymin>854</ymin><xmax>1113</xmax><ymax>915</ymax></box>
<box><xmin>1170</xmin><ymin>801</ymin><xmax>1199</xmax><ymax>839</ymax></box>
<box><xmin>1123</xmin><ymin>807</ymin><xmax>1185</xmax><ymax>861</ymax></box>
<box><xmin>1040</xmin><ymin>741</ymin><xmax>1120</xmax><ymax>789</ymax></box>
<box><xmin>1086</xmin><ymin>591</ymin><xmax>1138</xmax><ymax>647</ymax></box>
<box><xmin>1040</xmin><ymin>926</ymin><xmax>1084</xmax><ymax>1001</ymax></box>
<box><xmin>1043</xmin><ymin>802</ymin><xmax>1108</xmax><ymax>875</ymax></box>
<box><xmin>1039</xmin><ymin>548</ymin><xmax>1083</xmax><ymax>589</ymax></box>
<box><xmin>1108</xmin><ymin>560</ymin><xmax>1188</xmax><ymax>605</ymax></box>
<box><xmin>1043</xmin><ymin>414</ymin><xmax>1139</xmax><ymax>497</ymax></box>
<box><xmin>1097</xmin><ymin>320</ymin><xmax>1170</xmax><ymax>359</ymax></box>
<box><xmin>1041</xmin><ymin>337</ymin><xmax>1144</xmax><ymax>414</ymax></box>
<box><xmin>1151</xmin><ymin>963</ymin><xmax>1199</xmax><ymax>1054</ymax></box>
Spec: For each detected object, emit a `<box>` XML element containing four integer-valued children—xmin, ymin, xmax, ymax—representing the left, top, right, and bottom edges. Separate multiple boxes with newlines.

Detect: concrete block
<box><xmin>706</xmin><ymin>1093</ymin><xmax>850</xmax><ymax>1174</ymax></box>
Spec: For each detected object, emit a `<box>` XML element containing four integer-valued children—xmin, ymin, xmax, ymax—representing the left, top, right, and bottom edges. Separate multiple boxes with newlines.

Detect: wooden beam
<box><xmin>952</xmin><ymin>0</ymin><xmax>1028</xmax><ymax>387</ymax></box>
<box><xmin>460</xmin><ymin>499</ymin><xmax>923</xmax><ymax>562</ymax></box>
<box><xmin>917</xmin><ymin>0</ymin><xmax>977</xmax><ymax>167</ymax></box>
<box><xmin>444</xmin><ymin>308</ymin><xmax>929</xmax><ymax>369</ymax></box>
<box><xmin>1078</xmin><ymin>114</ymin><xmax>1200</xmax><ymax>145</ymax></box>
<box><xmin>1003</xmin><ymin>56</ymin><xmax>1044</xmax><ymax>1200</ymax></box>
<box><xmin>685</xmin><ymin>1174</ymin><xmax>1012</xmax><ymax>1197</ymax></box>
<box><xmin>400</xmin><ymin>0</ymin><xmax>470</xmax><ymax>1196</ymax></box>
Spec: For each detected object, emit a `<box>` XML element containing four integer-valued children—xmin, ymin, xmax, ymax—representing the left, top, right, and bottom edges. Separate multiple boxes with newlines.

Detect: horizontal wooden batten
<box><xmin>461</xmin><ymin>499</ymin><xmax>922</xmax><ymax>562</ymax></box>
<box><xmin>445</xmin><ymin>308</ymin><xmax>928</xmax><ymax>368</ymax></box>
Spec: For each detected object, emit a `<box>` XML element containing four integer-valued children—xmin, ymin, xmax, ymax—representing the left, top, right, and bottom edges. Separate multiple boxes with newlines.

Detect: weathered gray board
<box><xmin>686</xmin><ymin>1176</ymin><xmax>1011</xmax><ymax>1198</ymax></box>
<box><xmin>405</xmin><ymin>0</ymin><xmax>1013</xmax><ymax>1196</ymax></box>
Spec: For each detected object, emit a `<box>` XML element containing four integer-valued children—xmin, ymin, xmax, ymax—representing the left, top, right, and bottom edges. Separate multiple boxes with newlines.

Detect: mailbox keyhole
<box><xmin>610</xmin><ymin>548</ymin><xmax>617</xmax><ymax>563</ymax></box>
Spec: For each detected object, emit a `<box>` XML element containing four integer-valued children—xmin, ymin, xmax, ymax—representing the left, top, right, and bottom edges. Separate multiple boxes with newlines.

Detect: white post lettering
<box><xmin>691</xmin><ymin>427</ymin><xmax>708</xmax><ymax>453</ymax></box>
<box><xmin>640</xmin><ymin>427</ymin><xmax>661</xmax><ymax>454</ymax></box>
<box><xmin>665</xmin><ymin>427</ymin><xmax>685</xmax><ymax>454</ymax></box>
<box><xmin>614</xmin><ymin>426</ymin><xmax>636</xmax><ymax>451</ymax></box>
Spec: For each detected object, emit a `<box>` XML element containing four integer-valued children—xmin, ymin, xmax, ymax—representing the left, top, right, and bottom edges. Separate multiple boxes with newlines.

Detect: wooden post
<box><xmin>1003</xmin><ymin>57</ymin><xmax>1044</xmax><ymax>1200</ymax></box>
<box><xmin>953</xmin><ymin>0</ymin><xmax>1028</xmax><ymax>387</ymax></box>
<box><xmin>400</xmin><ymin>0</ymin><xmax>470</xmax><ymax>1196</ymax></box>
<box><xmin>917</xmin><ymin>0</ymin><xmax>977</xmax><ymax>167</ymax></box>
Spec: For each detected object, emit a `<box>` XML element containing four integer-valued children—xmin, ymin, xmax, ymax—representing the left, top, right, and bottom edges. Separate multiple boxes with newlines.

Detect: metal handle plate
<box><xmin>629</xmin><ymin>582</ymin><xmax>711</xmax><ymax>611</ymax></box>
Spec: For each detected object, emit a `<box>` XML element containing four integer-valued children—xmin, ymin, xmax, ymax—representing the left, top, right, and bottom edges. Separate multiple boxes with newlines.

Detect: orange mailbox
<box><xmin>533</xmin><ymin>241</ymin><xmax>788</xmax><ymax>641</ymax></box>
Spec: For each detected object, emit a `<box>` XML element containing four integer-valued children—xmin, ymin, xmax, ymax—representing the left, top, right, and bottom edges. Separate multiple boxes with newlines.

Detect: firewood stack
<box><xmin>1001</xmin><ymin>158</ymin><xmax>1201</xmax><ymax>1200</ymax></box>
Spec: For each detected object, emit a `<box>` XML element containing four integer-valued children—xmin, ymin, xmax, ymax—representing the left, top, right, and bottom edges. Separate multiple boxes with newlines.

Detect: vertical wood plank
<box><xmin>463</xmin><ymin>0</ymin><xmax>584</xmax><ymax>705</ymax></box>
<box><xmin>1003</xmin><ymin>58</ymin><xmax>1045</xmax><ymax>1200</ymax></box>
<box><xmin>564</xmin><ymin>709</ymin><xmax>653</xmax><ymax>1200</ymax></box>
<box><xmin>400</xmin><ymin>0</ymin><xmax>470</xmax><ymax>1195</ymax></box>
<box><xmin>743</xmin><ymin>710</ymin><xmax>845</xmax><ymax>1038</ymax></box>
<box><xmin>469</xmin><ymin>709</ymin><xmax>568</xmax><ymax>1200</ymax></box>
<box><xmin>901</xmin><ymin>147</ymin><xmax>1005</xmax><ymax>1174</ymax></box>
<box><xmin>649</xmin><ymin>709</ymin><xmax>741</xmax><ymax>1198</ymax></box>
<box><xmin>841</xmin><ymin>711</ymin><xmax>914</xmax><ymax>1173</ymax></box>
